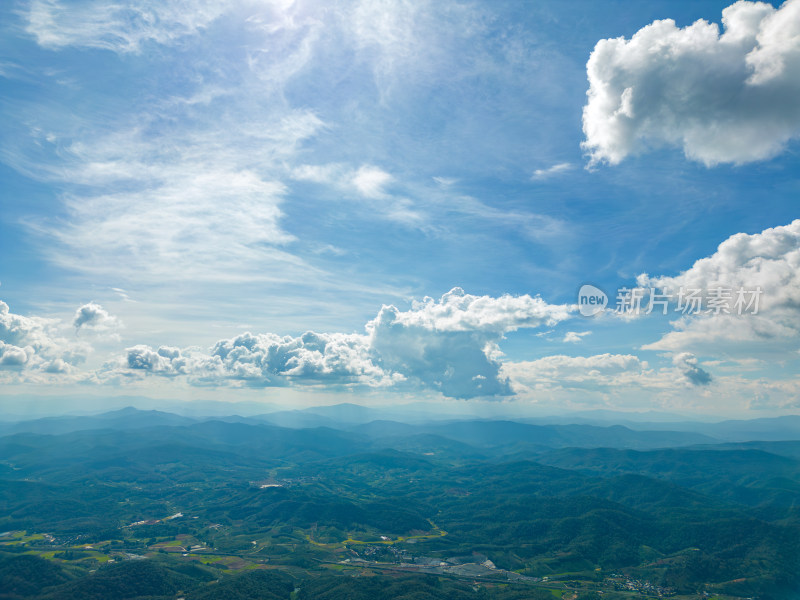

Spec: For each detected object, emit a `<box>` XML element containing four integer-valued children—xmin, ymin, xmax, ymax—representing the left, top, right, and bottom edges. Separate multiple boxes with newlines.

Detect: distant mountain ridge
<box><xmin>3</xmin><ymin>405</ymin><xmax>800</xmax><ymax>448</ymax></box>
<box><xmin>0</xmin><ymin>407</ymin><xmax>711</xmax><ymax>450</ymax></box>
<box><xmin>0</xmin><ymin>407</ymin><xmax>196</xmax><ymax>436</ymax></box>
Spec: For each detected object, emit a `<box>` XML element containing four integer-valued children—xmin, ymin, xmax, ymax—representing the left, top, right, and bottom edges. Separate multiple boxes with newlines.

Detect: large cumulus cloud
<box><xmin>0</xmin><ymin>300</ymin><xmax>90</xmax><ymax>379</ymax></box>
<box><xmin>114</xmin><ymin>288</ymin><xmax>573</xmax><ymax>399</ymax></box>
<box><xmin>583</xmin><ymin>0</ymin><xmax>800</xmax><ymax>166</ymax></box>
<box><xmin>366</xmin><ymin>287</ymin><xmax>571</xmax><ymax>398</ymax></box>
<box><xmin>208</xmin><ymin>330</ymin><xmax>390</xmax><ymax>387</ymax></box>
<box><xmin>639</xmin><ymin>219</ymin><xmax>800</xmax><ymax>354</ymax></box>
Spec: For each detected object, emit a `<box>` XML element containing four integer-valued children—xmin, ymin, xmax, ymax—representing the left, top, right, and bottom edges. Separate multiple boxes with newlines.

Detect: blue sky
<box><xmin>1</xmin><ymin>0</ymin><xmax>799</xmax><ymax>416</ymax></box>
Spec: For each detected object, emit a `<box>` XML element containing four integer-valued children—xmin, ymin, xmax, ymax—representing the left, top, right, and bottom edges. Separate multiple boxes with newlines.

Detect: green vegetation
<box><xmin>1</xmin><ymin>411</ymin><xmax>800</xmax><ymax>599</ymax></box>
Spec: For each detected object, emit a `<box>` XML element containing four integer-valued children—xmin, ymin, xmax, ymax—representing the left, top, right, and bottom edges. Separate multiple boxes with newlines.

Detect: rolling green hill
<box><xmin>2</xmin><ymin>408</ymin><xmax>800</xmax><ymax>599</ymax></box>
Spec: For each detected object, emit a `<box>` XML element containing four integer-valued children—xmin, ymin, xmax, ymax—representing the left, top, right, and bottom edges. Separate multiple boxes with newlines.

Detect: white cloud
<box><xmin>123</xmin><ymin>344</ymin><xmax>214</xmax><ymax>379</ymax></box>
<box><xmin>291</xmin><ymin>160</ymin><xmax>571</xmax><ymax>246</ymax></box>
<box><xmin>352</xmin><ymin>165</ymin><xmax>393</xmax><ymax>198</ymax></box>
<box><xmin>24</xmin><ymin>0</ymin><xmax>231</xmax><ymax>53</ymax></box>
<box><xmin>583</xmin><ymin>0</ymin><xmax>800</xmax><ymax>166</ymax></box>
<box><xmin>10</xmin><ymin>0</ymin><xmax>334</xmax><ymax>290</ymax></box>
<box><xmin>532</xmin><ymin>162</ymin><xmax>573</xmax><ymax>179</ymax></box>
<box><xmin>349</xmin><ymin>0</ymin><xmax>434</xmax><ymax>99</ymax></box>
<box><xmin>0</xmin><ymin>341</ymin><xmax>29</xmax><ymax>367</ymax></box>
<box><xmin>504</xmin><ymin>353</ymin><xmax>651</xmax><ymax>388</ymax></box>
<box><xmin>741</xmin><ymin>378</ymin><xmax>800</xmax><ymax>411</ymax></box>
<box><xmin>107</xmin><ymin>331</ymin><xmax>379</xmax><ymax>388</ymax></box>
<box><xmin>107</xmin><ymin>288</ymin><xmax>573</xmax><ymax>399</ymax></box>
<box><xmin>501</xmin><ymin>353</ymin><xmax>800</xmax><ymax>413</ymax></box>
<box><xmin>9</xmin><ymin>0</ymin><xmax>568</xmax><ymax>306</ymax></box>
<box><xmin>365</xmin><ymin>288</ymin><xmax>572</xmax><ymax>398</ymax></box>
<box><xmin>292</xmin><ymin>162</ymin><xmax>424</xmax><ymax>226</ymax></box>
<box><xmin>502</xmin><ymin>351</ymin><xmax>714</xmax><ymax>404</ymax></box>
<box><xmin>563</xmin><ymin>330</ymin><xmax>591</xmax><ymax>343</ymax></box>
<box><xmin>0</xmin><ymin>300</ymin><xmax>90</xmax><ymax>381</ymax></box>
<box><xmin>640</xmin><ymin>219</ymin><xmax>800</xmax><ymax>354</ymax></box>
<box><xmin>113</xmin><ymin>333</ymin><xmax>389</xmax><ymax>389</ymax></box>
<box><xmin>364</xmin><ymin>288</ymin><xmax>560</xmax><ymax>399</ymax></box>
<box><xmin>291</xmin><ymin>163</ymin><xmax>346</xmax><ymax>184</ymax></box>
<box><xmin>24</xmin><ymin>111</ymin><xmax>327</xmax><ymax>285</ymax></box>
<box><xmin>112</xmin><ymin>288</ymin><xmax>135</xmax><ymax>302</ymax></box>
<box><xmin>347</xmin><ymin>0</ymin><xmax>497</xmax><ymax>103</ymax></box>
<box><xmin>380</xmin><ymin>287</ymin><xmax>572</xmax><ymax>333</ymax></box>
<box><xmin>211</xmin><ymin>331</ymin><xmax>389</xmax><ymax>386</ymax></box>
<box><xmin>73</xmin><ymin>302</ymin><xmax>119</xmax><ymax>332</ymax></box>
<box><xmin>672</xmin><ymin>352</ymin><xmax>712</xmax><ymax>386</ymax></box>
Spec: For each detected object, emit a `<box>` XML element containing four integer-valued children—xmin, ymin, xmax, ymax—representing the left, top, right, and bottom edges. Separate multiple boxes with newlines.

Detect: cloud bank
<box><xmin>503</xmin><ymin>351</ymin><xmax>711</xmax><ymax>394</ymax></box>
<box><xmin>583</xmin><ymin>0</ymin><xmax>800</xmax><ymax>166</ymax></box>
<box><xmin>110</xmin><ymin>288</ymin><xmax>573</xmax><ymax>399</ymax></box>
<box><xmin>0</xmin><ymin>301</ymin><xmax>89</xmax><ymax>379</ymax></box>
<box><xmin>640</xmin><ymin>219</ymin><xmax>800</xmax><ymax>354</ymax></box>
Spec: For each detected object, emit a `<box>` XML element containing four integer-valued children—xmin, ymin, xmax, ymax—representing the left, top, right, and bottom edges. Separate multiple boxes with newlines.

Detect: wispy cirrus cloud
<box><xmin>23</xmin><ymin>0</ymin><xmax>232</xmax><ymax>53</ymax></box>
<box><xmin>9</xmin><ymin>1</ymin><xmax>331</xmax><ymax>289</ymax></box>
<box><xmin>9</xmin><ymin>0</ymin><xmax>573</xmax><ymax>299</ymax></box>
<box><xmin>291</xmin><ymin>162</ymin><xmax>425</xmax><ymax>227</ymax></box>
<box><xmin>532</xmin><ymin>162</ymin><xmax>573</xmax><ymax>180</ymax></box>
<box><xmin>352</xmin><ymin>165</ymin><xmax>393</xmax><ymax>198</ymax></box>
<box><xmin>25</xmin><ymin>120</ymin><xmax>319</xmax><ymax>285</ymax></box>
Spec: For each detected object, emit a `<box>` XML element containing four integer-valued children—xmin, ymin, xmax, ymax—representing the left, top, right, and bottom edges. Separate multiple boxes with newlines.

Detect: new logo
<box><xmin>578</xmin><ymin>284</ymin><xmax>607</xmax><ymax>317</ymax></box>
